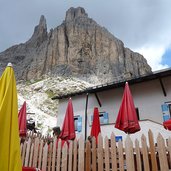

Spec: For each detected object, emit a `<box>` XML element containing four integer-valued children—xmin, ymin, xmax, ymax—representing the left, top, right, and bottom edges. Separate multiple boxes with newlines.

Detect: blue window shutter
<box><xmin>77</xmin><ymin>116</ymin><xmax>82</xmax><ymax>132</ymax></box>
<box><xmin>103</xmin><ymin>112</ymin><xmax>109</xmax><ymax>124</ymax></box>
<box><xmin>161</xmin><ymin>104</ymin><xmax>170</xmax><ymax>121</ymax></box>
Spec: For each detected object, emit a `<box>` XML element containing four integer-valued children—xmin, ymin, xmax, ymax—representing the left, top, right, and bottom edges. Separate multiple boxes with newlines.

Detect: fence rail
<box><xmin>20</xmin><ymin>129</ymin><xmax>171</xmax><ymax>171</ymax></box>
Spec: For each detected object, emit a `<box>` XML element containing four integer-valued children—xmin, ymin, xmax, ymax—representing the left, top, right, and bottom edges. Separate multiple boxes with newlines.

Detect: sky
<box><xmin>0</xmin><ymin>0</ymin><xmax>171</xmax><ymax>71</ymax></box>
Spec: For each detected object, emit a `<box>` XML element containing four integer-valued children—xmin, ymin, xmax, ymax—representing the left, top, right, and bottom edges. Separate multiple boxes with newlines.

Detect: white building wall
<box><xmin>57</xmin><ymin>76</ymin><xmax>171</xmax><ymax>140</ymax></box>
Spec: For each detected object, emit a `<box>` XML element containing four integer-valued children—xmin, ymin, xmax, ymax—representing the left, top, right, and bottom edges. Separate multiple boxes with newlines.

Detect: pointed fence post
<box><xmin>157</xmin><ymin>133</ymin><xmax>169</xmax><ymax>171</ymax></box>
<box><xmin>68</xmin><ymin>141</ymin><xmax>73</xmax><ymax>171</ymax></box>
<box><xmin>42</xmin><ymin>143</ymin><xmax>48</xmax><ymax>171</ymax></box>
<box><xmin>141</xmin><ymin>134</ymin><xmax>150</xmax><ymax>171</ymax></box>
<box><xmin>118</xmin><ymin>140</ymin><xmax>124</xmax><ymax>171</ymax></box>
<box><xmin>61</xmin><ymin>143</ymin><xmax>68</xmax><ymax>171</ymax></box>
<box><xmin>78</xmin><ymin>136</ymin><xmax>85</xmax><ymax>171</ymax></box>
<box><xmin>56</xmin><ymin>139</ymin><xmax>62</xmax><ymax>171</ymax></box>
<box><xmin>125</xmin><ymin>135</ymin><xmax>135</xmax><ymax>171</ymax></box>
<box><xmin>51</xmin><ymin>137</ymin><xmax>57</xmax><ymax>171</ymax></box>
<box><xmin>48</xmin><ymin>142</ymin><xmax>53</xmax><ymax>171</ymax></box>
<box><xmin>135</xmin><ymin>139</ymin><xmax>142</xmax><ymax>171</ymax></box>
<box><xmin>104</xmin><ymin>136</ymin><xmax>110</xmax><ymax>171</ymax></box>
<box><xmin>33</xmin><ymin>137</ymin><xmax>40</xmax><ymax>168</ymax></box>
<box><xmin>25</xmin><ymin>137</ymin><xmax>32</xmax><ymax>166</ymax></box>
<box><xmin>97</xmin><ymin>133</ymin><xmax>103</xmax><ymax>171</ymax></box>
<box><xmin>91</xmin><ymin>137</ymin><xmax>97</xmax><ymax>171</ymax></box>
<box><xmin>148</xmin><ymin>130</ymin><xmax>158</xmax><ymax>171</ymax></box>
<box><xmin>110</xmin><ymin>133</ymin><xmax>117</xmax><ymax>171</ymax></box>
<box><xmin>85</xmin><ymin>140</ymin><xmax>91</xmax><ymax>171</ymax></box>
<box><xmin>73</xmin><ymin>139</ymin><xmax>78</xmax><ymax>171</ymax></box>
<box><xmin>38</xmin><ymin>139</ymin><xmax>44</xmax><ymax>169</ymax></box>
<box><xmin>168</xmin><ymin>137</ymin><xmax>171</xmax><ymax>168</ymax></box>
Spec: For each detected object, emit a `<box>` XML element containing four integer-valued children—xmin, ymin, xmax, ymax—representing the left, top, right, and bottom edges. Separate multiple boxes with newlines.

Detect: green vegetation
<box><xmin>45</xmin><ymin>89</ymin><xmax>55</xmax><ymax>98</ymax></box>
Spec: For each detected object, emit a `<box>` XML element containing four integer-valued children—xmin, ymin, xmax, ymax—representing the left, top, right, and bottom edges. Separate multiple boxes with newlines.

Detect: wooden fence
<box><xmin>20</xmin><ymin>130</ymin><xmax>171</xmax><ymax>171</ymax></box>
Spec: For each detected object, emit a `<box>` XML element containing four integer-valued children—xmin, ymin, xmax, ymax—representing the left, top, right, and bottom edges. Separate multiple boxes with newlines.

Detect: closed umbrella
<box><xmin>59</xmin><ymin>98</ymin><xmax>76</xmax><ymax>141</ymax></box>
<box><xmin>18</xmin><ymin>101</ymin><xmax>27</xmax><ymax>137</ymax></box>
<box><xmin>163</xmin><ymin>119</ymin><xmax>171</xmax><ymax>130</ymax></box>
<box><xmin>0</xmin><ymin>63</ymin><xmax>22</xmax><ymax>171</ymax></box>
<box><xmin>90</xmin><ymin>107</ymin><xmax>101</xmax><ymax>143</ymax></box>
<box><xmin>115</xmin><ymin>82</ymin><xmax>140</xmax><ymax>134</ymax></box>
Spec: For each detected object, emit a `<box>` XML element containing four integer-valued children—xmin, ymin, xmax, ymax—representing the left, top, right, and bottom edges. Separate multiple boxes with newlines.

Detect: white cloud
<box><xmin>134</xmin><ymin>46</ymin><xmax>169</xmax><ymax>71</ymax></box>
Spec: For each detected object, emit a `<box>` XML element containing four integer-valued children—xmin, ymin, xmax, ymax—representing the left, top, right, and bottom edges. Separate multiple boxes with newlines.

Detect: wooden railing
<box><xmin>20</xmin><ymin>130</ymin><xmax>171</xmax><ymax>171</ymax></box>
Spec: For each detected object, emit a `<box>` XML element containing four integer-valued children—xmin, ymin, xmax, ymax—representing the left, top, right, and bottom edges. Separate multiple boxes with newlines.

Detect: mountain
<box><xmin>0</xmin><ymin>7</ymin><xmax>152</xmax><ymax>84</ymax></box>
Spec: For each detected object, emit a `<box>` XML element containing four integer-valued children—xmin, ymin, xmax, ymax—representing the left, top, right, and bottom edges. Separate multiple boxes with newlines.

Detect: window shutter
<box><xmin>103</xmin><ymin>112</ymin><xmax>109</xmax><ymax>124</ymax></box>
<box><xmin>77</xmin><ymin>116</ymin><xmax>82</xmax><ymax>132</ymax></box>
<box><xmin>161</xmin><ymin>104</ymin><xmax>170</xmax><ymax>121</ymax></box>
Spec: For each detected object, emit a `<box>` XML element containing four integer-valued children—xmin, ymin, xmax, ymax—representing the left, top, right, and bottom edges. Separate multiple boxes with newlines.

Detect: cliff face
<box><xmin>0</xmin><ymin>7</ymin><xmax>152</xmax><ymax>84</ymax></box>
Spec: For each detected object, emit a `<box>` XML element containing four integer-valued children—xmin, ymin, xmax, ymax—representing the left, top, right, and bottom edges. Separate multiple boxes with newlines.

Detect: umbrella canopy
<box><xmin>90</xmin><ymin>107</ymin><xmax>101</xmax><ymax>143</ymax></box>
<box><xmin>163</xmin><ymin>119</ymin><xmax>171</xmax><ymax>130</ymax></box>
<box><xmin>59</xmin><ymin>98</ymin><xmax>76</xmax><ymax>141</ymax></box>
<box><xmin>0</xmin><ymin>63</ymin><xmax>22</xmax><ymax>171</ymax></box>
<box><xmin>18</xmin><ymin>101</ymin><xmax>27</xmax><ymax>137</ymax></box>
<box><xmin>115</xmin><ymin>82</ymin><xmax>140</xmax><ymax>134</ymax></box>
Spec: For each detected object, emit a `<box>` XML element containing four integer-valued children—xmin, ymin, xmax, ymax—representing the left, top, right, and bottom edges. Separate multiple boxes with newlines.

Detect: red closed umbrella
<box><xmin>163</xmin><ymin>119</ymin><xmax>171</xmax><ymax>130</ymax></box>
<box><xmin>18</xmin><ymin>101</ymin><xmax>27</xmax><ymax>137</ymax></box>
<box><xmin>115</xmin><ymin>82</ymin><xmax>140</xmax><ymax>134</ymax></box>
<box><xmin>59</xmin><ymin>98</ymin><xmax>76</xmax><ymax>141</ymax></box>
<box><xmin>90</xmin><ymin>107</ymin><xmax>101</xmax><ymax>143</ymax></box>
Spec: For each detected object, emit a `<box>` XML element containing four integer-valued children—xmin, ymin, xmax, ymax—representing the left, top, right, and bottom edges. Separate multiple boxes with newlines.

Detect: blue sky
<box><xmin>0</xmin><ymin>0</ymin><xmax>171</xmax><ymax>70</ymax></box>
<box><xmin>162</xmin><ymin>48</ymin><xmax>171</xmax><ymax>67</ymax></box>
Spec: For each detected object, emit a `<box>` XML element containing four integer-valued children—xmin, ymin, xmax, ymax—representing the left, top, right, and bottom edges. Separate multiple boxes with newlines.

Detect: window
<box><xmin>91</xmin><ymin>111</ymin><xmax>109</xmax><ymax>125</ymax></box>
<box><xmin>161</xmin><ymin>103</ymin><xmax>171</xmax><ymax>121</ymax></box>
<box><xmin>74</xmin><ymin>116</ymin><xmax>82</xmax><ymax>132</ymax></box>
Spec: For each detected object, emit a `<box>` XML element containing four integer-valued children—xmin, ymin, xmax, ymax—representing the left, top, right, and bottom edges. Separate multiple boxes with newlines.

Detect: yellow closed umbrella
<box><xmin>0</xmin><ymin>63</ymin><xmax>22</xmax><ymax>171</ymax></box>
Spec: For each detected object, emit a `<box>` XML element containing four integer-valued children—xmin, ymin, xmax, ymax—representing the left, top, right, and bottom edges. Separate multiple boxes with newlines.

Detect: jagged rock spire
<box><xmin>65</xmin><ymin>7</ymin><xmax>88</xmax><ymax>21</ymax></box>
<box><xmin>27</xmin><ymin>15</ymin><xmax>47</xmax><ymax>46</ymax></box>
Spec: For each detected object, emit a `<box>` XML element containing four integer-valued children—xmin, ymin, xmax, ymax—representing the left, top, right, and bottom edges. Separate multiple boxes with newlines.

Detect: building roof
<box><xmin>52</xmin><ymin>67</ymin><xmax>171</xmax><ymax>100</ymax></box>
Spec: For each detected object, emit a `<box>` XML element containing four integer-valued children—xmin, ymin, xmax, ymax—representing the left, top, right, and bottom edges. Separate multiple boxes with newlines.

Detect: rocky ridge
<box><xmin>0</xmin><ymin>7</ymin><xmax>152</xmax><ymax>84</ymax></box>
<box><xmin>17</xmin><ymin>76</ymin><xmax>93</xmax><ymax>134</ymax></box>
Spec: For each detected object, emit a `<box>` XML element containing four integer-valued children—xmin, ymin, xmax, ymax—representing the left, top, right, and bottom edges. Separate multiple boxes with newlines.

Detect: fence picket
<box><xmin>29</xmin><ymin>144</ymin><xmax>34</xmax><ymax>167</ymax></box>
<box><xmin>168</xmin><ymin>137</ymin><xmax>171</xmax><ymax>169</ymax></box>
<box><xmin>25</xmin><ymin>138</ymin><xmax>31</xmax><ymax>166</ymax></box>
<box><xmin>78</xmin><ymin>136</ymin><xmax>84</xmax><ymax>171</ymax></box>
<box><xmin>97</xmin><ymin>134</ymin><xmax>103</xmax><ymax>171</ymax></box>
<box><xmin>73</xmin><ymin>139</ymin><xmax>78</xmax><ymax>171</ymax></box>
<box><xmin>157</xmin><ymin>133</ymin><xmax>169</xmax><ymax>171</ymax></box>
<box><xmin>22</xmin><ymin>141</ymin><xmax>27</xmax><ymax>166</ymax></box>
<box><xmin>141</xmin><ymin>134</ymin><xmax>150</xmax><ymax>171</ymax></box>
<box><xmin>91</xmin><ymin>137</ymin><xmax>97</xmax><ymax>171</ymax></box>
<box><xmin>68</xmin><ymin>141</ymin><xmax>73</xmax><ymax>171</ymax></box>
<box><xmin>61</xmin><ymin>143</ymin><xmax>68</xmax><ymax>171</ymax></box>
<box><xmin>104</xmin><ymin>136</ymin><xmax>110</xmax><ymax>171</ymax></box>
<box><xmin>125</xmin><ymin>135</ymin><xmax>135</xmax><ymax>171</ymax></box>
<box><xmin>135</xmin><ymin>139</ymin><xmax>142</xmax><ymax>171</ymax></box>
<box><xmin>38</xmin><ymin>139</ymin><xmax>44</xmax><ymax>169</ymax></box>
<box><xmin>20</xmin><ymin>131</ymin><xmax>171</xmax><ymax>171</ymax></box>
<box><xmin>85</xmin><ymin>140</ymin><xmax>91</xmax><ymax>171</ymax></box>
<box><xmin>110</xmin><ymin>133</ymin><xmax>117</xmax><ymax>171</ymax></box>
<box><xmin>56</xmin><ymin>139</ymin><xmax>62</xmax><ymax>171</ymax></box>
<box><xmin>148</xmin><ymin>129</ymin><xmax>158</xmax><ymax>171</ymax></box>
<box><xmin>118</xmin><ymin>140</ymin><xmax>124</xmax><ymax>171</ymax></box>
<box><xmin>42</xmin><ymin>143</ymin><xmax>48</xmax><ymax>171</ymax></box>
<box><xmin>51</xmin><ymin>137</ymin><xmax>57</xmax><ymax>171</ymax></box>
<box><xmin>33</xmin><ymin>137</ymin><xmax>39</xmax><ymax>168</ymax></box>
<box><xmin>48</xmin><ymin>142</ymin><xmax>52</xmax><ymax>171</ymax></box>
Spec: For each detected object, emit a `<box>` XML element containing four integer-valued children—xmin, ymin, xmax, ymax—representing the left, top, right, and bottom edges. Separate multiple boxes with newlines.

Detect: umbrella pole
<box><xmin>85</xmin><ymin>93</ymin><xmax>89</xmax><ymax>140</ymax></box>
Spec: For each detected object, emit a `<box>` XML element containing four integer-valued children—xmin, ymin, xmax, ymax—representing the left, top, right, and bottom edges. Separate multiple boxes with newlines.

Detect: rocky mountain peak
<box><xmin>65</xmin><ymin>7</ymin><xmax>88</xmax><ymax>21</ymax></box>
<box><xmin>27</xmin><ymin>15</ymin><xmax>47</xmax><ymax>46</ymax></box>
<box><xmin>0</xmin><ymin>7</ymin><xmax>152</xmax><ymax>84</ymax></box>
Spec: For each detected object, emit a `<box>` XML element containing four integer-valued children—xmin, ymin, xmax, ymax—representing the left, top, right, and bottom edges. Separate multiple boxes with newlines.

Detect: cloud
<box><xmin>134</xmin><ymin>46</ymin><xmax>169</xmax><ymax>71</ymax></box>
